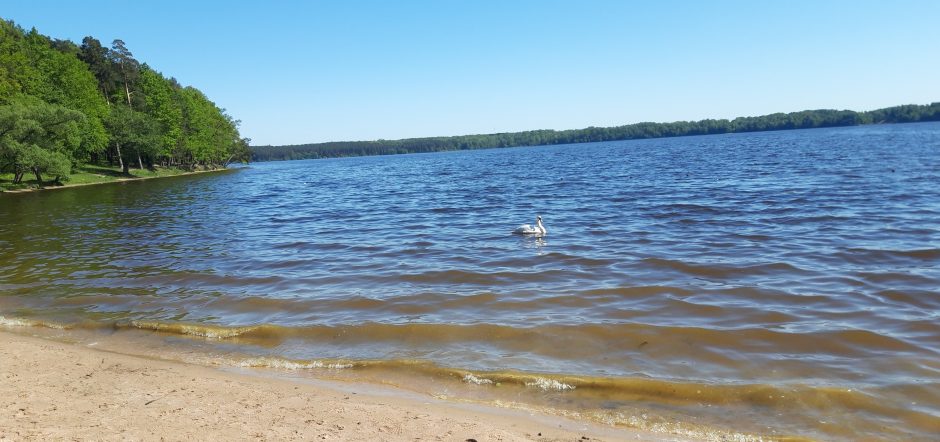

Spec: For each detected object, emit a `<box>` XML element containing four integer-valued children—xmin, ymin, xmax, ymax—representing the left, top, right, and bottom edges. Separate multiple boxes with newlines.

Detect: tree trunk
<box><xmin>32</xmin><ymin>168</ymin><xmax>43</xmax><ymax>187</ymax></box>
<box><xmin>123</xmin><ymin>70</ymin><xmax>133</xmax><ymax>109</ymax></box>
<box><xmin>125</xmin><ymin>82</ymin><xmax>132</xmax><ymax>108</ymax></box>
<box><xmin>137</xmin><ymin>152</ymin><xmax>144</xmax><ymax>170</ymax></box>
<box><xmin>115</xmin><ymin>142</ymin><xmax>125</xmax><ymax>173</ymax></box>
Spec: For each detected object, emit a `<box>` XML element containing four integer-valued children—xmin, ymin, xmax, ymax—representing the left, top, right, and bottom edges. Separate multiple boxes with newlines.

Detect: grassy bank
<box><xmin>0</xmin><ymin>164</ymin><xmax>226</xmax><ymax>193</ymax></box>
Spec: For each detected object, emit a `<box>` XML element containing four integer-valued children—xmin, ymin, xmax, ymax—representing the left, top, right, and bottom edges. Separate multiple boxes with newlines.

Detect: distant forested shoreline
<box><xmin>1</xmin><ymin>19</ymin><xmax>249</xmax><ymax>189</ymax></box>
<box><xmin>251</xmin><ymin>103</ymin><xmax>940</xmax><ymax>162</ymax></box>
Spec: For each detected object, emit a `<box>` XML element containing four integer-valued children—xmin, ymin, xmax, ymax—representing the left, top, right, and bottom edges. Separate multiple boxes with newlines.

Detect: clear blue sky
<box><xmin>4</xmin><ymin>1</ymin><xmax>939</xmax><ymax>145</ymax></box>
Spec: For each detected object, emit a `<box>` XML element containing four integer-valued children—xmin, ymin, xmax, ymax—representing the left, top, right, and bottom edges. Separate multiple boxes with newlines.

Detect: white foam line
<box><xmin>462</xmin><ymin>374</ymin><xmax>494</xmax><ymax>385</ymax></box>
<box><xmin>524</xmin><ymin>377</ymin><xmax>576</xmax><ymax>391</ymax></box>
<box><xmin>0</xmin><ymin>315</ymin><xmax>34</xmax><ymax>327</ymax></box>
<box><xmin>237</xmin><ymin>357</ymin><xmax>352</xmax><ymax>370</ymax></box>
<box><xmin>0</xmin><ymin>316</ymin><xmax>66</xmax><ymax>329</ymax></box>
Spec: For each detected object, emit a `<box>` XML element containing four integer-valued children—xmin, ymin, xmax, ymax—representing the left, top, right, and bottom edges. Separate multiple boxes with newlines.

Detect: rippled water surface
<box><xmin>2</xmin><ymin>123</ymin><xmax>940</xmax><ymax>440</ymax></box>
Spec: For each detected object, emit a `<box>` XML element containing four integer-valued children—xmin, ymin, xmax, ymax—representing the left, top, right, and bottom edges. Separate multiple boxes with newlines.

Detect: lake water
<box><xmin>2</xmin><ymin>123</ymin><xmax>939</xmax><ymax>440</ymax></box>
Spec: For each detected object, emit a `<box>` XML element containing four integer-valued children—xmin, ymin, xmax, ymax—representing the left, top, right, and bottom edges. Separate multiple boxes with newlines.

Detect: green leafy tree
<box><xmin>139</xmin><ymin>66</ymin><xmax>183</xmax><ymax>164</ymax></box>
<box><xmin>110</xmin><ymin>39</ymin><xmax>142</xmax><ymax>109</ymax></box>
<box><xmin>179</xmin><ymin>87</ymin><xmax>242</xmax><ymax>169</ymax></box>
<box><xmin>0</xmin><ymin>96</ymin><xmax>84</xmax><ymax>185</ymax></box>
<box><xmin>79</xmin><ymin>36</ymin><xmax>118</xmax><ymax>105</ymax></box>
<box><xmin>105</xmin><ymin>104</ymin><xmax>159</xmax><ymax>173</ymax></box>
<box><xmin>2</xmin><ymin>18</ymin><xmax>246</xmax><ymax>184</ymax></box>
<box><xmin>20</xmin><ymin>145</ymin><xmax>72</xmax><ymax>184</ymax></box>
<box><xmin>0</xmin><ymin>21</ymin><xmax>108</xmax><ymax>160</ymax></box>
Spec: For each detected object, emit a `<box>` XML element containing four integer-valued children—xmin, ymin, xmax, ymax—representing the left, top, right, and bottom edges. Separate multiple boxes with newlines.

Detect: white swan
<box><xmin>513</xmin><ymin>215</ymin><xmax>547</xmax><ymax>236</ymax></box>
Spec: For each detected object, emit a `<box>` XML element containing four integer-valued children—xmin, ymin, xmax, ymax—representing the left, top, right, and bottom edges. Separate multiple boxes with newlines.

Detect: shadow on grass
<box><xmin>76</xmin><ymin>165</ymin><xmax>136</xmax><ymax>178</ymax></box>
<box><xmin>0</xmin><ymin>180</ymin><xmax>31</xmax><ymax>191</ymax></box>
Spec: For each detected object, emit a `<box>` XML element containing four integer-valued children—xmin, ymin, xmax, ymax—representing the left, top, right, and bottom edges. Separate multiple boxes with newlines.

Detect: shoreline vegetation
<box><xmin>0</xmin><ymin>19</ymin><xmax>249</xmax><ymax>192</ymax></box>
<box><xmin>251</xmin><ymin>102</ymin><xmax>940</xmax><ymax>162</ymax></box>
<box><xmin>0</xmin><ymin>164</ymin><xmax>231</xmax><ymax>193</ymax></box>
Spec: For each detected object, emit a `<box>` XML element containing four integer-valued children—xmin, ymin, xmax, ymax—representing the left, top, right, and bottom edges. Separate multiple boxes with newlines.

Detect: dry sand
<box><xmin>0</xmin><ymin>331</ymin><xmax>678</xmax><ymax>441</ymax></box>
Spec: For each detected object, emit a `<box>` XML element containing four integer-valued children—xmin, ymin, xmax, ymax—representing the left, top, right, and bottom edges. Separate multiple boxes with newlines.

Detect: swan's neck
<box><xmin>536</xmin><ymin>219</ymin><xmax>546</xmax><ymax>234</ymax></box>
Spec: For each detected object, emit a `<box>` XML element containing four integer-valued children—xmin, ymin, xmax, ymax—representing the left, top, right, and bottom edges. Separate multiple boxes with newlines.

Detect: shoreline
<box><xmin>0</xmin><ymin>330</ymin><xmax>677</xmax><ymax>441</ymax></box>
<box><xmin>0</xmin><ymin>167</ymin><xmax>238</xmax><ymax>195</ymax></box>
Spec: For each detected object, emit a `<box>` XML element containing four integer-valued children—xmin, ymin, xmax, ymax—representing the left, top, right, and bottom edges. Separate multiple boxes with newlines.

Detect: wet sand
<box><xmin>0</xmin><ymin>331</ymin><xmax>675</xmax><ymax>441</ymax></box>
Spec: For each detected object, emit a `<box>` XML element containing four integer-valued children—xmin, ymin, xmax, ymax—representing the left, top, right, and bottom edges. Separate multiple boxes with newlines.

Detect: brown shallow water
<box><xmin>2</xmin><ymin>123</ymin><xmax>940</xmax><ymax>440</ymax></box>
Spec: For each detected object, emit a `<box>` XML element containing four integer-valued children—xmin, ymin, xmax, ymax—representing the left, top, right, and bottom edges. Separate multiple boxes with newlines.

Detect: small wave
<box><xmin>649</xmin><ymin>203</ymin><xmax>723</xmax><ymax>218</ymax></box>
<box><xmin>123</xmin><ymin>321</ymin><xmax>261</xmax><ymax>339</ymax></box>
<box><xmin>854</xmin><ymin>271</ymin><xmax>936</xmax><ymax>286</ymax></box>
<box><xmin>541</xmin><ymin>252</ymin><xmax>616</xmax><ymax>268</ymax></box>
<box><xmin>525</xmin><ymin>377</ymin><xmax>576</xmax><ymax>391</ymax></box>
<box><xmin>271</xmin><ymin>241</ymin><xmax>309</xmax><ymax>250</ymax></box>
<box><xmin>398</xmin><ymin>269</ymin><xmax>525</xmax><ymax>285</ymax></box>
<box><xmin>0</xmin><ymin>315</ymin><xmax>39</xmax><ymax>328</ymax></box>
<box><xmin>641</xmin><ymin>257</ymin><xmax>806</xmax><ymax>279</ymax></box>
<box><xmin>874</xmin><ymin>289</ymin><xmax>940</xmax><ymax>310</ymax></box>
<box><xmin>579</xmin><ymin>285</ymin><xmax>695</xmax><ymax>298</ymax></box>
<box><xmin>0</xmin><ymin>315</ymin><xmax>68</xmax><ymax>330</ymax></box>
<box><xmin>237</xmin><ymin>356</ymin><xmax>352</xmax><ymax>370</ymax></box>
<box><xmin>462</xmin><ymin>373</ymin><xmax>494</xmax><ymax>385</ymax></box>
<box><xmin>268</xmin><ymin>215</ymin><xmax>319</xmax><ymax>224</ymax></box>
<box><xmin>731</xmin><ymin>233</ymin><xmax>774</xmax><ymax>242</ymax></box>
<box><xmin>773</xmin><ymin>214</ymin><xmax>851</xmax><ymax>225</ymax></box>
<box><xmin>840</xmin><ymin>247</ymin><xmax>940</xmax><ymax>263</ymax></box>
<box><xmin>430</xmin><ymin>207</ymin><xmax>462</xmax><ymax>214</ymax></box>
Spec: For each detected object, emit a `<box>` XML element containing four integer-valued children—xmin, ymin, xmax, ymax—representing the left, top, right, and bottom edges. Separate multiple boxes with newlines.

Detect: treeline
<box><xmin>252</xmin><ymin>103</ymin><xmax>940</xmax><ymax>162</ymax></box>
<box><xmin>0</xmin><ymin>19</ymin><xmax>249</xmax><ymax>185</ymax></box>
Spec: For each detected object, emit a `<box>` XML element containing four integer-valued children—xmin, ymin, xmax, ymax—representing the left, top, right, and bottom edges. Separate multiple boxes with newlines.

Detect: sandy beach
<box><xmin>0</xmin><ymin>331</ymin><xmax>672</xmax><ymax>441</ymax></box>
